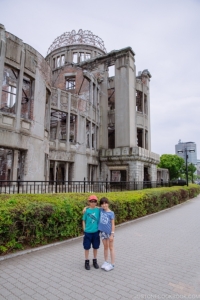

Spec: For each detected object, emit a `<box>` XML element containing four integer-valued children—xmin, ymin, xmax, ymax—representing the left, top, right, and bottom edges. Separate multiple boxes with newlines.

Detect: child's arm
<box><xmin>82</xmin><ymin>220</ymin><xmax>86</xmax><ymax>232</ymax></box>
<box><xmin>82</xmin><ymin>206</ymin><xmax>88</xmax><ymax>214</ymax></box>
<box><xmin>109</xmin><ymin>219</ymin><xmax>115</xmax><ymax>241</ymax></box>
<box><xmin>82</xmin><ymin>206</ymin><xmax>100</xmax><ymax>214</ymax></box>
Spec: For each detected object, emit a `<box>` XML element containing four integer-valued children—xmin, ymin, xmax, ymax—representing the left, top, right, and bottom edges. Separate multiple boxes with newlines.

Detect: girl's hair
<box><xmin>99</xmin><ymin>197</ymin><xmax>109</xmax><ymax>205</ymax></box>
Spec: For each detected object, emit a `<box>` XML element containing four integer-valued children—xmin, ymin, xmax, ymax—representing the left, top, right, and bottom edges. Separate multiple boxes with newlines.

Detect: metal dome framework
<box><xmin>47</xmin><ymin>29</ymin><xmax>107</xmax><ymax>55</ymax></box>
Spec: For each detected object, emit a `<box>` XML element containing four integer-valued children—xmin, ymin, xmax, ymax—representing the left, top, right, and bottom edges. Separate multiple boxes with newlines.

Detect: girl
<box><xmin>98</xmin><ymin>197</ymin><xmax>115</xmax><ymax>271</ymax></box>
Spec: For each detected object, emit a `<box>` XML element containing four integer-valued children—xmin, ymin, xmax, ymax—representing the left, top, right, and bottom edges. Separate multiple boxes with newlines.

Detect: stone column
<box><xmin>54</xmin><ymin>161</ymin><xmax>57</xmax><ymax>181</ymax></box>
<box><xmin>65</xmin><ymin>162</ymin><xmax>68</xmax><ymax>181</ymax></box>
<box><xmin>99</xmin><ymin>64</ymin><xmax>108</xmax><ymax>149</ymax></box>
<box><xmin>16</xmin><ymin>48</ymin><xmax>25</xmax><ymax>130</ymax></box>
<box><xmin>12</xmin><ymin>150</ymin><xmax>18</xmax><ymax>180</ymax></box>
<box><xmin>0</xmin><ymin>24</ymin><xmax>6</xmax><ymax>107</ymax></box>
<box><xmin>115</xmin><ymin>50</ymin><xmax>136</xmax><ymax>147</ymax></box>
<box><xmin>67</xmin><ymin>93</ymin><xmax>71</xmax><ymax>151</ymax></box>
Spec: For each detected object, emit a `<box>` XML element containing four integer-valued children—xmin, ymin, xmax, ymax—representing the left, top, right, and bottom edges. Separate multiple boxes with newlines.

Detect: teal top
<box><xmin>82</xmin><ymin>207</ymin><xmax>100</xmax><ymax>233</ymax></box>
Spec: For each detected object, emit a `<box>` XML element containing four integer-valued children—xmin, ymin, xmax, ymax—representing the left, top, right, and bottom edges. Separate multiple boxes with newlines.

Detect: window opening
<box><xmin>79</xmin><ymin>52</ymin><xmax>84</xmax><ymax>62</ymax></box>
<box><xmin>66</xmin><ymin>78</ymin><xmax>75</xmax><ymax>90</ymax></box>
<box><xmin>144</xmin><ymin>94</ymin><xmax>148</xmax><ymax>115</ymax></box>
<box><xmin>136</xmin><ymin>90</ymin><xmax>143</xmax><ymax>112</ymax></box>
<box><xmin>57</xmin><ymin>57</ymin><xmax>60</xmax><ymax>68</ymax></box>
<box><xmin>70</xmin><ymin>114</ymin><xmax>76</xmax><ymax>143</ymax></box>
<box><xmin>53</xmin><ymin>58</ymin><xmax>56</xmax><ymax>68</ymax></box>
<box><xmin>86</xmin><ymin>121</ymin><xmax>90</xmax><ymax>148</ymax></box>
<box><xmin>21</xmin><ymin>75</ymin><xmax>33</xmax><ymax>119</ymax></box>
<box><xmin>73</xmin><ymin>53</ymin><xmax>78</xmax><ymax>63</ymax></box>
<box><xmin>108</xmin><ymin>65</ymin><xmax>115</xmax><ymax>77</ymax></box>
<box><xmin>85</xmin><ymin>53</ymin><xmax>91</xmax><ymax>60</ymax></box>
<box><xmin>137</xmin><ymin>128</ymin><xmax>143</xmax><ymax>148</ymax></box>
<box><xmin>1</xmin><ymin>66</ymin><xmax>19</xmax><ymax>113</ymax></box>
<box><xmin>61</xmin><ymin>55</ymin><xmax>65</xmax><ymax>66</ymax></box>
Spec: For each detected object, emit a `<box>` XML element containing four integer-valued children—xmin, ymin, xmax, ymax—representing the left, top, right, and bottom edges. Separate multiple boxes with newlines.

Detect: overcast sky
<box><xmin>1</xmin><ymin>0</ymin><xmax>200</xmax><ymax>157</ymax></box>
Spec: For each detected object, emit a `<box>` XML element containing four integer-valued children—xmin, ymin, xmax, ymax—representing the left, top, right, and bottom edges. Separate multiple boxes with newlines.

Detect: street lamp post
<box><xmin>177</xmin><ymin>148</ymin><xmax>195</xmax><ymax>186</ymax></box>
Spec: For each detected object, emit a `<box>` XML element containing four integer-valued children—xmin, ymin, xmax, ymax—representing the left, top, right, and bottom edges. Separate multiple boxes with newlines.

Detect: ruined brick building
<box><xmin>0</xmin><ymin>24</ymin><xmax>163</xmax><ymax>183</ymax></box>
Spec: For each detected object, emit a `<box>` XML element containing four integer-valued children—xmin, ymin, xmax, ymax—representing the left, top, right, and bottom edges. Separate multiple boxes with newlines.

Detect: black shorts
<box><xmin>83</xmin><ymin>231</ymin><xmax>100</xmax><ymax>250</ymax></box>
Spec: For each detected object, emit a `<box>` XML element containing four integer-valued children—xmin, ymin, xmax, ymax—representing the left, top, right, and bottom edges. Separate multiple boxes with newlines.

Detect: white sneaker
<box><xmin>104</xmin><ymin>263</ymin><xmax>114</xmax><ymax>272</ymax></box>
<box><xmin>101</xmin><ymin>261</ymin><xmax>109</xmax><ymax>269</ymax></box>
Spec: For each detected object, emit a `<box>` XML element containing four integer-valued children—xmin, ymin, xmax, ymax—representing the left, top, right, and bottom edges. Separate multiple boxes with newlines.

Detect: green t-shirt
<box><xmin>82</xmin><ymin>207</ymin><xmax>100</xmax><ymax>233</ymax></box>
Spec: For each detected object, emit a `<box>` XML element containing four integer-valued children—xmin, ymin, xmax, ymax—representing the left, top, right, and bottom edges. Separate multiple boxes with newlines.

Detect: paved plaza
<box><xmin>0</xmin><ymin>196</ymin><xmax>200</xmax><ymax>299</ymax></box>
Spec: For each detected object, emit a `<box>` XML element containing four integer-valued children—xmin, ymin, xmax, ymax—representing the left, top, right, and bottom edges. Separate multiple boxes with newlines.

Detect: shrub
<box><xmin>0</xmin><ymin>184</ymin><xmax>199</xmax><ymax>255</ymax></box>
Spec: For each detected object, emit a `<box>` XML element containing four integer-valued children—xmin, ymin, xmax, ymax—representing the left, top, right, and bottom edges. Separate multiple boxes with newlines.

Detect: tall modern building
<box><xmin>0</xmin><ymin>24</ymin><xmax>160</xmax><ymax>182</ymax></box>
<box><xmin>175</xmin><ymin>140</ymin><xmax>197</xmax><ymax>167</ymax></box>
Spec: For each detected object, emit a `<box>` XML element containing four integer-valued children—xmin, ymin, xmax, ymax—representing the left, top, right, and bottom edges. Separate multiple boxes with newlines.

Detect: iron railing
<box><xmin>0</xmin><ymin>180</ymin><xmax>173</xmax><ymax>195</ymax></box>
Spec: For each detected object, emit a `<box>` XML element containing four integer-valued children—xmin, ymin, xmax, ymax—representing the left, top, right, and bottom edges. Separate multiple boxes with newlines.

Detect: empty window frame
<box><xmin>53</xmin><ymin>58</ymin><xmax>56</xmax><ymax>69</ymax></box>
<box><xmin>57</xmin><ymin>57</ymin><xmax>60</xmax><ymax>68</ymax></box>
<box><xmin>145</xmin><ymin>130</ymin><xmax>148</xmax><ymax>150</ymax></box>
<box><xmin>1</xmin><ymin>66</ymin><xmax>19</xmax><ymax>113</ymax></box>
<box><xmin>21</xmin><ymin>75</ymin><xmax>33</xmax><ymax>119</ymax></box>
<box><xmin>79</xmin><ymin>52</ymin><xmax>84</xmax><ymax>62</ymax></box>
<box><xmin>137</xmin><ymin>128</ymin><xmax>143</xmax><ymax>148</ymax></box>
<box><xmin>86</xmin><ymin>121</ymin><xmax>90</xmax><ymax>148</ymax></box>
<box><xmin>85</xmin><ymin>53</ymin><xmax>91</xmax><ymax>60</ymax></box>
<box><xmin>144</xmin><ymin>94</ymin><xmax>148</xmax><ymax>115</ymax></box>
<box><xmin>45</xmin><ymin>89</ymin><xmax>51</xmax><ymax>130</ymax></box>
<box><xmin>70</xmin><ymin>114</ymin><xmax>76</xmax><ymax>143</ymax></box>
<box><xmin>73</xmin><ymin>53</ymin><xmax>78</xmax><ymax>63</ymax></box>
<box><xmin>136</xmin><ymin>90</ymin><xmax>143</xmax><ymax>112</ymax></box>
<box><xmin>66</xmin><ymin>78</ymin><xmax>76</xmax><ymax>90</ymax></box>
<box><xmin>61</xmin><ymin>55</ymin><xmax>65</xmax><ymax>66</ymax></box>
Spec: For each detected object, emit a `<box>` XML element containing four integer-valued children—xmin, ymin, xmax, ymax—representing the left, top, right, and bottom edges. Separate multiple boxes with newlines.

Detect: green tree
<box><xmin>158</xmin><ymin>154</ymin><xmax>185</xmax><ymax>180</ymax></box>
<box><xmin>181</xmin><ymin>163</ymin><xmax>196</xmax><ymax>183</ymax></box>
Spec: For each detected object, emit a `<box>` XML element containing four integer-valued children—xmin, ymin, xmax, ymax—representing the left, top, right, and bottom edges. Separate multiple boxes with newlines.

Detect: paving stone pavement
<box><xmin>1</xmin><ymin>196</ymin><xmax>200</xmax><ymax>300</ymax></box>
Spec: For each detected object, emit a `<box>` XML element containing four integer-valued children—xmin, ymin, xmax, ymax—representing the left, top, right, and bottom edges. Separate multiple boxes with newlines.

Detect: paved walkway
<box><xmin>0</xmin><ymin>196</ymin><xmax>200</xmax><ymax>300</ymax></box>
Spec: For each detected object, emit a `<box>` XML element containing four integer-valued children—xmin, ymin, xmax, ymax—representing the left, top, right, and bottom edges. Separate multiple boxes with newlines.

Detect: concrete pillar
<box><xmin>99</xmin><ymin>64</ymin><xmax>108</xmax><ymax>149</ymax></box>
<box><xmin>65</xmin><ymin>162</ymin><xmax>68</xmax><ymax>181</ymax></box>
<box><xmin>115</xmin><ymin>50</ymin><xmax>136</xmax><ymax>147</ymax></box>
<box><xmin>0</xmin><ymin>24</ymin><xmax>6</xmax><ymax>107</ymax></box>
<box><xmin>54</xmin><ymin>161</ymin><xmax>57</xmax><ymax>181</ymax></box>
<box><xmin>16</xmin><ymin>48</ymin><xmax>25</xmax><ymax>130</ymax></box>
<box><xmin>147</xmin><ymin>90</ymin><xmax>151</xmax><ymax>151</ymax></box>
<box><xmin>12</xmin><ymin>150</ymin><xmax>18</xmax><ymax>180</ymax></box>
<box><xmin>67</xmin><ymin>93</ymin><xmax>71</xmax><ymax>151</ymax></box>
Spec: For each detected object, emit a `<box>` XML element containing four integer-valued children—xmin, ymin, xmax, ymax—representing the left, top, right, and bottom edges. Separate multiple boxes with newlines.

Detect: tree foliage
<box><xmin>158</xmin><ymin>154</ymin><xmax>185</xmax><ymax>180</ymax></box>
<box><xmin>181</xmin><ymin>163</ymin><xmax>197</xmax><ymax>183</ymax></box>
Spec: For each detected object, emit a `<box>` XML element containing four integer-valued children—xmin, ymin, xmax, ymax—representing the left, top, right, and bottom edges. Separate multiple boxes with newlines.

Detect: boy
<box><xmin>82</xmin><ymin>195</ymin><xmax>100</xmax><ymax>270</ymax></box>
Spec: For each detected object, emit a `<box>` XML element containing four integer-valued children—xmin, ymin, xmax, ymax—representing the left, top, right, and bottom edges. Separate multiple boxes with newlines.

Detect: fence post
<box><xmin>55</xmin><ymin>181</ymin><xmax>57</xmax><ymax>193</ymax></box>
<box><xmin>84</xmin><ymin>177</ymin><xmax>86</xmax><ymax>193</ymax></box>
<box><xmin>17</xmin><ymin>180</ymin><xmax>20</xmax><ymax>194</ymax></box>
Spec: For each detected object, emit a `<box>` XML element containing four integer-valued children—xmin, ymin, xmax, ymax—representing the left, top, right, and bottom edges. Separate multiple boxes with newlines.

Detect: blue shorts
<box><xmin>83</xmin><ymin>231</ymin><xmax>100</xmax><ymax>250</ymax></box>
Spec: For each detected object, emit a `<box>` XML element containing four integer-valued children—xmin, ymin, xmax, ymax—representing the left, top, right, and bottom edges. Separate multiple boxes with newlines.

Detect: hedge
<box><xmin>0</xmin><ymin>184</ymin><xmax>199</xmax><ymax>255</ymax></box>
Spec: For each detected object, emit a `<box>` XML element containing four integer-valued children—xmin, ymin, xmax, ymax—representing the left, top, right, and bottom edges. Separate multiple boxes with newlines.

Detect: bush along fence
<box><xmin>0</xmin><ymin>180</ymin><xmax>180</xmax><ymax>194</ymax></box>
<box><xmin>0</xmin><ymin>184</ymin><xmax>200</xmax><ymax>255</ymax></box>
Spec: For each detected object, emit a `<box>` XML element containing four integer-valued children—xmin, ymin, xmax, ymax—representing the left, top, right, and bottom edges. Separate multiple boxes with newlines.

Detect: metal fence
<box><xmin>0</xmin><ymin>180</ymin><xmax>173</xmax><ymax>195</ymax></box>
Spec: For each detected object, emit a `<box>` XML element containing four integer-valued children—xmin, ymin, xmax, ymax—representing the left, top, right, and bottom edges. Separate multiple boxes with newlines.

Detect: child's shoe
<box><xmin>85</xmin><ymin>260</ymin><xmax>90</xmax><ymax>270</ymax></box>
<box><xmin>101</xmin><ymin>261</ymin><xmax>109</xmax><ymax>269</ymax></box>
<box><xmin>104</xmin><ymin>263</ymin><xmax>114</xmax><ymax>271</ymax></box>
<box><xmin>93</xmin><ymin>259</ymin><xmax>99</xmax><ymax>269</ymax></box>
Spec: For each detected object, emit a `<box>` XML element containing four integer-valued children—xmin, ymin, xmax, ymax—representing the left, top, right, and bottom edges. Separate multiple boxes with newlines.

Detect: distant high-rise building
<box><xmin>175</xmin><ymin>140</ymin><xmax>197</xmax><ymax>167</ymax></box>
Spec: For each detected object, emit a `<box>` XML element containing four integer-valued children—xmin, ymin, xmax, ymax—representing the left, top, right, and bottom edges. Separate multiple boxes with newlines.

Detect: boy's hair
<box><xmin>100</xmin><ymin>197</ymin><xmax>109</xmax><ymax>205</ymax></box>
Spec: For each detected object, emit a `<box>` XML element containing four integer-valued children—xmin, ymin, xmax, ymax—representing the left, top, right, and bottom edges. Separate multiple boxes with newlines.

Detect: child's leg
<box><xmin>93</xmin><ymin>248</ymin><xmax>97</xmax><ymax>259</ymax></box>
<box><xmin>85</xmin><ymin>249</ymin><xmax>89</xmax><ymax>260</ymax></box>
<box><xmin>102</xmin><ymin>239</ymin><xmax>109</xmax><ymax>262</ymax></box>
<box><xmin>109</xmin><ymin>239</ymin><xmax>115</xmax><ymax>265</ymax></box>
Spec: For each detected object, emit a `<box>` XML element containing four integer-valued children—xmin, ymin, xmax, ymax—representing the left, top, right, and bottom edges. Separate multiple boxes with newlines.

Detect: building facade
<box><xmin>0</xmin><ymin>25</ymin><xmax>160</xmax><ymax>183</ymax></box>
<box><xmin>175</xmin><ymin>140</ymin><xmax>197</xmax><ymax>168</ymax></box>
